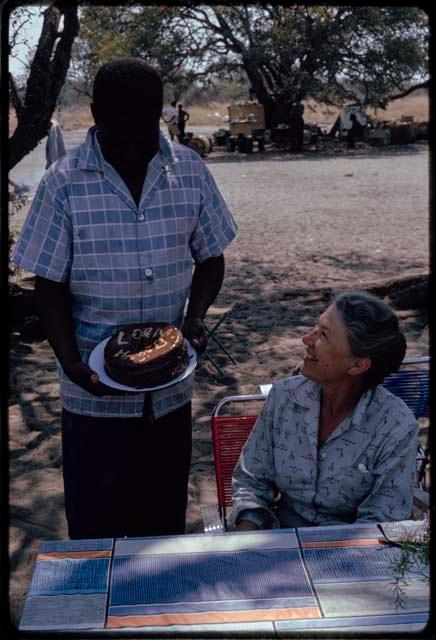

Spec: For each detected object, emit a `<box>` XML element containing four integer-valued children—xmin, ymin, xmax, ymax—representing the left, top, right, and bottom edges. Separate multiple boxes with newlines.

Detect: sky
<box><xmin>8</xmin><ymin>6</ymin><xmax>44</xmax><ymax>78</ymax></box>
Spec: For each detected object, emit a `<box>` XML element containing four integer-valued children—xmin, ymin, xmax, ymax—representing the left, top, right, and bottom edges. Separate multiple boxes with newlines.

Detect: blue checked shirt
<box><xmin>13</xmin><ymin>127</ymin><xmax>237</xmax><ymax>418</ymax></box>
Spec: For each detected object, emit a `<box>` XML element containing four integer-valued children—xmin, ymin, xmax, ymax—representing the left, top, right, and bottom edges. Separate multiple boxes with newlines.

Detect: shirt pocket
<box><xmin>337</xmin><ymin>463</ymin><xmax>374</xmax><ymax>505</ymax></box>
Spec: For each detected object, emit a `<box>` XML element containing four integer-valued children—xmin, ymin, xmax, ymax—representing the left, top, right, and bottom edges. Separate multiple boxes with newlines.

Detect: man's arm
<box><xmin>34</xmin><ymin>276</ymin><xmax>121</xmax><ymax>396</ymax></box>
<box><xmin>182</xmin><ymin>254</ymin><xmax>224</xmax><ymax>352</ymax></box>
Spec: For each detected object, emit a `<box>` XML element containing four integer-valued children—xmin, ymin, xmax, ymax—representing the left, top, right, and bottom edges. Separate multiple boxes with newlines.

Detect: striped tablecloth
<box><xmin>20</xmin><ymin>521</ymin><xmax>429</xmax><ymax>634</ymax></box>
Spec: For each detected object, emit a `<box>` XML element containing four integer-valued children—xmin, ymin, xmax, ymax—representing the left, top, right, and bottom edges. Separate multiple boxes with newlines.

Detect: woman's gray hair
<box><xmin>333</xmin><ymin>291</ymin><xmax>407</xmax><ymax>390</ymax></box>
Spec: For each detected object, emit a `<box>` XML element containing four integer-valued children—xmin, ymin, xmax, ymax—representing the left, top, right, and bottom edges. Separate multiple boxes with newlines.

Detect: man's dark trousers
<box><xmin>61</xmin><ymin>400</ymin><xmax>192</xmax><ymax>539</ymax></box>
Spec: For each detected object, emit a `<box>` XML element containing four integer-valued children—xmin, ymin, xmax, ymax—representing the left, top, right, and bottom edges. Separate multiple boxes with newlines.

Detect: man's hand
<box><xmin>235</xmin><ymin>519</ymin><xmax>260</xmax><ymax>532</ymax></box>
<box><xmin>64</xmin><ymin>361</ymin><xmax>127</xmax><ymax>396</ymax></box>
<box><xmin>183</xmin><ymin>255</ymin><xmax>225</xmax><ymax>352</ymax></box>
<box><xmin>182</xmin><ymin>317</ymin><xmax>208</xmax><ymax>353</ymax></box>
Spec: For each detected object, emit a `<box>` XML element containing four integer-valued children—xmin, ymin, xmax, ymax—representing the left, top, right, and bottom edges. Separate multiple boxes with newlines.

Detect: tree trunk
<box><xmin>366</xmin><ymin>273</ymin><xmax>428</xmax><ymax>309</ymax></box>
<box><xmin>9</xmin><ymin>2</ymin><xmax>79</xmax><ymax>170</ymax></box>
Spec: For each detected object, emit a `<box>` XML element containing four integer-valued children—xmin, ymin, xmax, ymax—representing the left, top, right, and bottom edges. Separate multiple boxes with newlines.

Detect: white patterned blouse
<box><xmin>229</xmin><ymin>375</ymin><xmax>418</xmax><ymax>529</ymax></box>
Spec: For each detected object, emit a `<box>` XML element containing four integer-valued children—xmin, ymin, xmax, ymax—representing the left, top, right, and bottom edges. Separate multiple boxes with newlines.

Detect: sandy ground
<box><xmin>8</xmin><ymin>140</ymin><xmax>429</xmax><ymax>627</ymax></box>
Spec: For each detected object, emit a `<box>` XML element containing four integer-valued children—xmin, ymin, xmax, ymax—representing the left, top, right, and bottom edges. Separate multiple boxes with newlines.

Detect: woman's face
<box><xmin>300</xmin><ymin>304</ymin><xmax>356</xmax><ymax>385</ymax></box>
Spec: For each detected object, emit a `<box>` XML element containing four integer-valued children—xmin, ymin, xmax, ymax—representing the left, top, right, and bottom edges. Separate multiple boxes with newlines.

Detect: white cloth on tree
<box><xmin>46</xmin><ymin>119</ymin><xmax>66</xmax><ymax>169</ymax></box>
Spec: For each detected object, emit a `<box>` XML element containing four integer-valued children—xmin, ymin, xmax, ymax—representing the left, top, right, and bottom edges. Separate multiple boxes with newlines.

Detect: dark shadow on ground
<box><xmin>206</xmin><ymin>142</ymin><xmax>427</xmax><ymax>165</ymax></box>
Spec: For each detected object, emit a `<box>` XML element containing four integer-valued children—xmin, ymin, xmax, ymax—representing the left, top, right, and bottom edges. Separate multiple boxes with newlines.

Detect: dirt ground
<box><xmin>8</xmin><ymin>140</ymin><xmax>429</xmax><ymax>627</ymax></box>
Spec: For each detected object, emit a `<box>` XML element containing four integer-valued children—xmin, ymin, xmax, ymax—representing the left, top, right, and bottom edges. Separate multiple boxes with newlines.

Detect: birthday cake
<box><xmin>104</xmin><ymin>323</ymin><xmax>189</xmax><ymax>388</ymax></box>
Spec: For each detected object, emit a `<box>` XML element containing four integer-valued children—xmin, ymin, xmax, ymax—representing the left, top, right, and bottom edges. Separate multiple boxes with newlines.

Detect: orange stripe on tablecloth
<box><xmin>301</xmin><ymin>538</ymin><xmax>382</xmax><ymax>548</ymax></box>
<box><xmin>106</xmin><ymin>606</ymin><xmax>321</xmax><ymax>628</ymax></box>
<box><xmin>37</xmin><ymin>550</ymin><xmax>112</xmax><ymax>560</ymax></box>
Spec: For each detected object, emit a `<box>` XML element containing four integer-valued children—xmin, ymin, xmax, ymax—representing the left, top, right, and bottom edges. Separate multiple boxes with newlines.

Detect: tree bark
<box><xmin>9</xmin><ymin>2</ymin><xmax>79</xmax><ymax>170</ymax></box>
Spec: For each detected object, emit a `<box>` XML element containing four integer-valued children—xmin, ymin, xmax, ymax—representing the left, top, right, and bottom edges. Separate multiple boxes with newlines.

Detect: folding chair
<box><xmin>202</xmin><ymin>305</ymin><xmax>237</xmax><ymax>376</ymax></box>
<box><xmin>202</xmin><ymin>356</ymin><xmax>430</xmax><ymax>533</ymax></box>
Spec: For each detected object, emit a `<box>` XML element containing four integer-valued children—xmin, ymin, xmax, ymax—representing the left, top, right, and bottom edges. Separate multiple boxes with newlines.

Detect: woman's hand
<box><xmin>235</xmin><ymin>519</ymin><xmax>260</xmax><ymax>531</ymax></box>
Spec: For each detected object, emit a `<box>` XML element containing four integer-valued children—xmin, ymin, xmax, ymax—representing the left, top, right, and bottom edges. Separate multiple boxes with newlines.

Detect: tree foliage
<box><xmin>75</xmin><ymin>5</ymin><xmax>428</xmax><ymax>127</ymax></box>
<box><xmin>176</xmin><ymin>6</ymin><xmax>428</xmax><ymax>113</ymax></box>
<box><xmin>73</xmin><ymin>5</ymin><xmax>200</xmax><ymax>101</ymax></box>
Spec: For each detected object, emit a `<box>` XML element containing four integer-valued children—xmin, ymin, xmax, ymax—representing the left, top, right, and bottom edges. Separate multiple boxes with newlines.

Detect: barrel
<box><xmin>188</xmin><ymin>135</ymin><xmax>213</xmax><ymax>157</ymax></box>
<box><xmin>389</xmin><ymin>124</ymin><xmax>416</xmax><ymax>145</ymax></box>
<box><xmin>237</xmin><ymin>135</ymin><xmax>253</xmax><ymax>153</ymax></box>
<box><xmin>226</xmin><ymin>136</ymin><xmax>237</xmax><ymax>152</ymax></box>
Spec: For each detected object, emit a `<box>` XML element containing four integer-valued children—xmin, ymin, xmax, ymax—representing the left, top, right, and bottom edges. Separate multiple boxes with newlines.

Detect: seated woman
<box><xmin>229</xmin><ymin>291</ymin><xmax>418</xmax><ymax>531</ymax></box>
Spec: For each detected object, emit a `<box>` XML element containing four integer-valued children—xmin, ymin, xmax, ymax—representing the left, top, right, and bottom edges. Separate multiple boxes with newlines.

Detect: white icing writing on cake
<box><xmin>155</xmin><ymin>338</ymin><xmax>168</xmax><ymax>349</ymax></box>
<box><xmin>114</xmin><ymin>348</ymin><xmax>131</xmax><ymax>359</ymax></box>
<box><xmin>117</xmin><ymin>331</ymin><xmax>129</xmax><ymax>346</ymax></box>
<box><xmin>129</xmin><ymin>327</ymin><xmax>170</xmax><ymax>341</ymax></box>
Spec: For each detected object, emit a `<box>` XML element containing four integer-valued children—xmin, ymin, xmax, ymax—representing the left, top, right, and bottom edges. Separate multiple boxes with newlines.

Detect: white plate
<box><xmin>88</xmin><ymin>337</ymin><xmax>197</xmax><ymax>392</ymax></box>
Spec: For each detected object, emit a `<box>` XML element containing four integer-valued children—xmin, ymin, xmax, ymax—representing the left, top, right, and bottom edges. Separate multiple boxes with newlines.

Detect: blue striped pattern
<box><xmin>275</xmin><ymin>612</ymin><xmax>429</xmax><ymax>631</ymax></box>
<box><xmin>302</xmin><ymin>546</ymin><xmax>411</xmax><ymax>583</ymax></box>
<box><xmin>29</xmin><ymin>559</ymin><xmax>110</xmax><ymax>595</ymax></box>
<box><xmin>383</xmin><ymin>369</ymin><xmax>429</xmax><ymax>418</ymax></box>
<box><xmin>110</xmin><ymin>549</ymin><xmax>312</xmax><ymax>605</ymax></box>
<box><xmin>108</xmin><ymin>596</ymin><xmax>318</xmax><ymax>617</ymax></box>
<box><xmin>298</xmin><ymin>525</ymin><xmax>381</xmax><ymax>543</ymax></box>
<box><xmin>39</xmin><ymin>539</ymin><xmax>113</xmax><ymax>553</ymax></box>
<box><xmin>12</xmin><ymin>128</ymin><xmax>237</xmax><ymax>419</ymax></box>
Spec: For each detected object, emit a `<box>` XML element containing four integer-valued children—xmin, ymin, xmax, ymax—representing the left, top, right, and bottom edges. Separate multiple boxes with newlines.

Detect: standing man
<box><xmin>163</xmin><ymin>99</ymin><xmax>179</xmax><ymax>140</ymax></box>
<box><xmin>289</xmin><ymin>97</ymin><xmax>305</xmax><ymax>153</ymax></box>
<box><xmin>177</xmin><ymin>103</ymin><xmax>190</xmax><ymax>144</ymax></box>
<box><xmin>12</xmin><ymin>58</ymin><xmax>237</xmax><ymax>539</ymax></box>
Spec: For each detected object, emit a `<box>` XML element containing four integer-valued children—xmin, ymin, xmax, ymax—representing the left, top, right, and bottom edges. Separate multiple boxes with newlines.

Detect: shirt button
<box><xmin>145</xmin><ymin>268</ymin><xmax>153</xmax><ymax>277</ymax></box>
<box><xmin>319</xmin><ymin>451</ymin><xmax>326</xmax><ymax>460</ymax></box>
<box><xmin>138</xmin><ymin>214</ymin><xmax>144</xmax><ymax>221</ymax></box>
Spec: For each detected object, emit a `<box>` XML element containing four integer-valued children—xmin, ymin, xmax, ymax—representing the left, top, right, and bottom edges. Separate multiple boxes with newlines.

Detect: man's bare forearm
<box><xmin>34</xmin><ymin>275</ymin><xmax>81</xmax><ymax>369</ymax></box>
<box><xmin>185</xmin><ymin>254</ymin><xmax>225</xmax><ymax>321</ymax></box>
<box><xmin>34</xmin><ymin>276</ymin><xmax>120</xmax><ymax>396</ymax></box>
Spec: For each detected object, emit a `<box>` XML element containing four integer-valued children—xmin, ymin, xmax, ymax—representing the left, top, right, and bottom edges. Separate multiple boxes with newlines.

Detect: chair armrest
<box><xmin>201</xmin><ymin>505</ymin><xmax>225</xmax><ymax>534</ymax></box>
<box><xmin>413</xmin><ymin>487</ymin><xmax>430</xmax><ymax>512</ymax></box>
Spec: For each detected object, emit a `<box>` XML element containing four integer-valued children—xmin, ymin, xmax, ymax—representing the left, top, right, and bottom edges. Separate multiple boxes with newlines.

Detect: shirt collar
<box><xmin>77</xmin><ymin>126</ymin><xmax>178</xmax><ymax>172</ymax></box>
<box><xmin>287</xmin><ymin>375</ymin><xmax>374</xmax><ymax>426</ymax></box>
<box><xmin>287</xmin><ymin>376</ymin><xmax>321</xmax><ymax>408</ymax></box>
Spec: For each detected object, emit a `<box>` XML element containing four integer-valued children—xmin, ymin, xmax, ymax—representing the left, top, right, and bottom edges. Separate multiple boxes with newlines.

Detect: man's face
<box><xmin>300</xmin><ymin>304</ymin><xmax>356</xmax><ymax>385</ymax></box>
<box><xmin>92</xmin><ymin>99</ymin><xmax>161</xmax><ymax>171</ymax></box>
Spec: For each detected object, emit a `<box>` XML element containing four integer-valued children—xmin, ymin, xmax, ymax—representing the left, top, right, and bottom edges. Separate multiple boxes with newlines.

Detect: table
<box><xmin>19</xmin><ymin>521</ymin><xmax>429</xmax><ymax>634</ymax></box>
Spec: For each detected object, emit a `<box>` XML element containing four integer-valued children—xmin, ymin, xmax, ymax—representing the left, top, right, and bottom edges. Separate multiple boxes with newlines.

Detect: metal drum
<box><xmin>226</xmin><ymin>136</ymin><xmax>237</xmax><ymax>152</ymax></box>
<box><xmin>188</xmin><ymin>135</ymin><xmax>213</xmax><ymax>157</ymax></box>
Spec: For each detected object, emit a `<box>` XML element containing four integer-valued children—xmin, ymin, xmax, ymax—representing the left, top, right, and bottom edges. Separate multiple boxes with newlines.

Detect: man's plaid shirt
<box><xmin>13</xmin><ymin>128</ymin><xmax>237</xmax><ymax>418</ymax></box>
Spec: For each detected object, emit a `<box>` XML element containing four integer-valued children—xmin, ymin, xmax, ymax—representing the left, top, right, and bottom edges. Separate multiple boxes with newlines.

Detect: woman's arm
<box><xmin>355</xmin><ymin>412</ymin><xmax>419</xmax><ymax>522</ymax></box>
<box><xmin>228</xmin><ymin>389</ymin><xmax>280</xmax><ymax>530</ymax></box>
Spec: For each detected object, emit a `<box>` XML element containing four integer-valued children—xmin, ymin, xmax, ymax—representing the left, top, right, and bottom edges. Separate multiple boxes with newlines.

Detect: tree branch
<box><xmin>9</xmin><ymin>2</ymin><xmax>79</xmax><ymax>169</ymax></box>
<box><xmin>386</xmin><ymin>79</ymin><xmax>429</xmax><ymax>102</ymax></box>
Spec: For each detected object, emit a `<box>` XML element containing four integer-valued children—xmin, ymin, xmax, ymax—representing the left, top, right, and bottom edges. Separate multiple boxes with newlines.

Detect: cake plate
<box><xmin>88</xmin><ymin>338</ymin><xmax>197</xmax><ymax>392</ymax></box>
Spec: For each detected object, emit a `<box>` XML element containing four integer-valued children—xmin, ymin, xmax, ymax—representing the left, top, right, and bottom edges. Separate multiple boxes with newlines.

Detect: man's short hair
<box><xmin>93</xmin><ymin>58</ymin><xmax>163</xmax><ymax>118</ymax></box>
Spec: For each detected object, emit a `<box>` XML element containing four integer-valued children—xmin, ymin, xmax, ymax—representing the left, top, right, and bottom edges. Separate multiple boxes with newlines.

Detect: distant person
<box><xmin>229</xmin><ymin>291</ymin><xmax>418</xmax><ymax>531</ymax></box>
<box><xmin>45</xmin><ymin>118</ymin><xmax>66</xmax><ymax>168</ymax></box>
<box><xmin>347</xmin><ymin>113</ymin><xmax>363</xmax><ymax>149</ymax></box>
<box><xmin>289</xmin><ymin>98</ymin><xmax>305</xmax><ymax>152</ymax></box>
<box><xmin>164</xmin><ymin>100</ymin><xmax>179</xmax><ymax>141</ymax></box>
<box><xmin>177</xmin><ymin>104</ymin><xmax>190</xmax><ymax>144</ymax></box>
